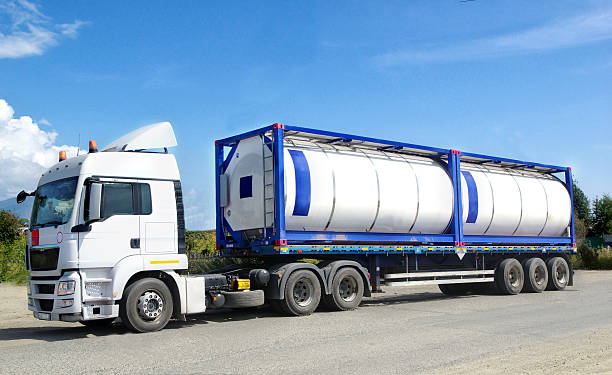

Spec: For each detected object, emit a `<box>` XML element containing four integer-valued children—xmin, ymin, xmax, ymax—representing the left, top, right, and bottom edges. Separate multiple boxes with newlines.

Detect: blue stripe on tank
<box><xmin>462</xmin><ymin>171</ymin><xmax>478</xmax><ymax>224</ymax></box>
<box><xmin>288</xmin><ymin>149</ymin><xmax>311</xmax><ymax>216</ymax></box>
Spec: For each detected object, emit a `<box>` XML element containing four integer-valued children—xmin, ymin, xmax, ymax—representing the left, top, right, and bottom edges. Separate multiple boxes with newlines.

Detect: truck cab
<box><xmin>22</xmin><ymin>122</ymin><xmax>206</xmax><ymax>331</ymax></box>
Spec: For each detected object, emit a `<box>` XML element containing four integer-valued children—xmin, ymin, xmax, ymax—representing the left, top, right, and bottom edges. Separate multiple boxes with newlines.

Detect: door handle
<box><xmin>130</xmin><ymin>238</ymin><xmax>140</xmax><ymax>249</ymax></box>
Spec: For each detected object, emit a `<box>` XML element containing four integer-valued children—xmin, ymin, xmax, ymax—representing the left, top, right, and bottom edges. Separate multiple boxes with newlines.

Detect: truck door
<box><xmin>78</xmin><ymin>179</ymin><xmax>143</xmax><ymax>269</ymax></box>
<box><xmin>139</xmin><ymin>180</ymin><xmax>177</xmax><ymax>255</ymax></box>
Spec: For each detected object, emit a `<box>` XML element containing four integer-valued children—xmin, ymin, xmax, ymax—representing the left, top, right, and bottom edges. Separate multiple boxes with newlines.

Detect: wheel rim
<box><xmin>339</xmin><ymin>275</ymin><xmax>358</xmax><ymax>302</ymax></box>
<box><xmin>293</xmin><ymin>278</ymin><xmax>314</xmax><ymax>307</ymax></box>
<box><xmin>534</xmin><ymin>265</ymin><xmax>546</xmax><ymax>287</ymax></box>
<box><xmin>508</xmin><ymin>266</ymin><xmax>521</xmax><ymax>288</ymax></box>
<box><xmin>137</xmin><ymin>290</ymin><xmax>164</xmax><ymax>320</ymax></box>
<box><xmin>555</xmin><ymin>263</ymin><xmax>567</xmax><ymax>285</ymax></box>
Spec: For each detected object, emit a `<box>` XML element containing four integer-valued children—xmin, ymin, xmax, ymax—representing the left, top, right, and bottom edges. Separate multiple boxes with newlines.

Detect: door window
<box><xmin>99</xmin><ymin>182</ymin><xmax>152</xmax><ymax>219</ymax></box>
<box><xmin>102</xmin><ymin>183</ymin><xmax>134</xmax><ymax>217</ymax></box>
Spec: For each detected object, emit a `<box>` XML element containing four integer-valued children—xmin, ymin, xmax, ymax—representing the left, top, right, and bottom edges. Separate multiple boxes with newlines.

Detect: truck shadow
<box><xmin>0</xmin><ymin>289</ymin><xmax>516</xmax><ymax>342</ymax></box>
<box><xmin>361</xmin><ymin>291</ymin><xmax>469</xmax><ymax>306</ymax></box>
<box><xmin>0</xmin><ymin>323</ymin><xmax>133</xmax><ymax>343</ymax></box>
<box><xmin>0</xmin><ymin>307</ymin><xmax>281</xmax><ymax>343</ymax></box>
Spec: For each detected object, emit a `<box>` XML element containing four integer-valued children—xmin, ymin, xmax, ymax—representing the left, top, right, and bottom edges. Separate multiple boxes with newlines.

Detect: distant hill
<box><xmin>0</xmin><ymin>197</ymin><xmax>33</xmax><ymax>220</ymax></box>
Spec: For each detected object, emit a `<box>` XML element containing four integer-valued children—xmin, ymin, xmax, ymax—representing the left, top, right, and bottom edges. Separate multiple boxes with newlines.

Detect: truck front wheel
<box><xmin>279</xmin><ymin>270</ymin><xmax>321</xmax><ymax>316</ymax></box>
<box><xmin>120</xmin><ymin>278</ymin><xmax>174</xmax><ymax>333</ymax></box>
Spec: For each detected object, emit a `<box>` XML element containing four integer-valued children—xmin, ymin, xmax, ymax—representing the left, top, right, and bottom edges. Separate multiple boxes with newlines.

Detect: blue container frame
<box><xmin>215</xmin><ymin>124</ymin><xmax>576</xmax><ymax>254</ymax></box>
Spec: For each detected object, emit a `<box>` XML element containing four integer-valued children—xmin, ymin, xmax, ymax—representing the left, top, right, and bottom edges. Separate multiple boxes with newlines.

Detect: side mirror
<box><xmin>16</xmin><ymin>190</ymin><xmax>30</xmax><ymax>204</ymax></box>
<box><xmin>86</xmin><ymin>183</ymin><xmax>103</xmax><ymax>222</ymax></box>
<box><xmin>73</xmin><ymin>182</ymin><xmax>103</xmax><ymax>233</ymax></box>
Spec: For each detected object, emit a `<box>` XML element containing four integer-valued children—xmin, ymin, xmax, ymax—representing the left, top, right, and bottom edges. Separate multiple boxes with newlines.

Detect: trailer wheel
<box><xmin>522</xmin><ymin>257</ymin><xmax>548</xmax><ymax>293</ymax></box>
<box><xmin>323</xmin><ymin>267</ymin><xmax>364</xmax><ymax>311</ymax></box>
<box><xmin>546</xmin><ymin>257</ymin><xmax>570</xmax><ymax>291</ymax></box>
<box><xmin>279</xmin><ymin>270</ymin><xmax>321</xmax><ymax>316</ymax></box>
<box><xmin>222</xmin><ymin>290</ymin><xmax>265</xmax><ymax>309</ymax></box>
<box><xmin>119</xmin><ymin>278</ymin><xmax>173</xmax><ymax>333</ymax></box>
<box><xmin>495</xmin><ymin>258</ymin><xmax>524</xmax><ymax>295</ymax></box>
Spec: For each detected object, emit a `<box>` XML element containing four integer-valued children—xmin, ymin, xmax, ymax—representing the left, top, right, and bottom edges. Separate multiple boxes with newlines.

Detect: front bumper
<box><xmin>28</xmin><ymin>271</ymin><xmax>120</xmax><ymax>322</ymax></box>
<box><xmin>28</xmin><ymin>271</ymin><xmax>83</xmax><ymax>322</ymax></box>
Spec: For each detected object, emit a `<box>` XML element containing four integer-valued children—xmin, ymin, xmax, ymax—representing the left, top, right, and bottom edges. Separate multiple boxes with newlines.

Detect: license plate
<box><xmin>38</xmin><ymin>312</ymin><xmax>51</xmax><ymax>320</ymax></box>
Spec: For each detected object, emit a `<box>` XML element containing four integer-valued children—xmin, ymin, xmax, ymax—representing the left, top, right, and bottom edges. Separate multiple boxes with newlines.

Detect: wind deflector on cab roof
<box><xmin>102</xmin><ymin>122</ymin><xmax>178</xmax><ymax>152</ymax></box>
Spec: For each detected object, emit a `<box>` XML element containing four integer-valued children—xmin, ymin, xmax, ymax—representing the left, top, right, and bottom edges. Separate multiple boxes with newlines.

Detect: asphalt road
<box><xmin>1</xmin><ymin>270</ymin><xmax>612</xmax><ymax>375</ymax></box>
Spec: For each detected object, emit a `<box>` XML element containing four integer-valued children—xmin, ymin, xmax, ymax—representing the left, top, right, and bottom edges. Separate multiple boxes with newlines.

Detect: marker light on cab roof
<box><xmin>89</xmin><ymin>140</ymin><xmax>98</xmax><ymax>153</ymax></box>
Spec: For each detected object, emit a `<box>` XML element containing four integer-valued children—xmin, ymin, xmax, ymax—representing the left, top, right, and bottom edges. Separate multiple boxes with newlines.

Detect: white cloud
<box><xmin>37</xmin><ymin>117</ymin><xmax>51</xmax><ymax>126</ymax></box>
<box><xmin>0</xmin><ymin>99</ymin><xmax>81</xmax><ymax>199</ymax></box>
<box><xmin>375</xmin><ymin>7</ymin><xmax>612</xmax><ymax>66</ymax></box>
<box><xmin>0</xmin><ymin>0</ymin><xmax>87</xmax><ymax>59</ymax></box>
<box><xmin>57</xmin><ymin>20</ymin><xmax>88</xmax><ymax>39</ymax></box>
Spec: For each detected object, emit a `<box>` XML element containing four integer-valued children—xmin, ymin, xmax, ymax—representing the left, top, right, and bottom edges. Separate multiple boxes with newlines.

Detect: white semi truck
<box><xmin>18</xmin><ymin>122</ymin><xmax>576</xmax><ymax>333</ymax></box>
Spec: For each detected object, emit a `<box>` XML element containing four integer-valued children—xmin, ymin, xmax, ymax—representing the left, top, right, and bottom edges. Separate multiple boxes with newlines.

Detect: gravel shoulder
<box><xmin>1</xmin><ymin>270</ymin><xmax>612</xmax><ymax>374</ymax></box>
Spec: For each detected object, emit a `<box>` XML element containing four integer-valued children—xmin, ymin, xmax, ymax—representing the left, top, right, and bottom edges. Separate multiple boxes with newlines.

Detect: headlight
<box><xmin>58</xmin><ymin>299</ymin><xmax>73</xmax><ymax>308</ymax></box>
<box><xmin>27</xmin><ymin>282</ymin><xmax>31</xmax><ymax>295</ymax></box>
<box><xmin>57</xmin><ymin>281</ymin><xmax>75</xmax><ymax>296</ymax></box>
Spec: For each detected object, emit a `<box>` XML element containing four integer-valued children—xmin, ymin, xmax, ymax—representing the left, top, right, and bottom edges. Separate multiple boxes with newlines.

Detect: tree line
<box><xmin>573</xmin><ymin>183</ymin><xmax>612</xmax><ymax>239</ymax></box>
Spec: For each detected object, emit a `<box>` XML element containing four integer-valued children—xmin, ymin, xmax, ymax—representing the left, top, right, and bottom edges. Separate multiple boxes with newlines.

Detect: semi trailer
<box><xmin>18</xmin><ymin>122</ymin><xmax>576</xmax><ymax>332</ymax></box>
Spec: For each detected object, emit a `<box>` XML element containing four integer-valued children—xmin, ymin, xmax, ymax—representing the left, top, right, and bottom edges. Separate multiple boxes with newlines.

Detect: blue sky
<box><xmin>1</xmin><ymin>0</ymin><xmax>611</xmax><ymax>229</ymax></box>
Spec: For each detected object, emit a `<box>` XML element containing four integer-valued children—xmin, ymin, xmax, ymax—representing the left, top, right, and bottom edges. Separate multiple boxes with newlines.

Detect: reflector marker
<box><xmin>150</xmin><ymin>260</ymin><xmax>179</xmax><ymax>264</ymax></box>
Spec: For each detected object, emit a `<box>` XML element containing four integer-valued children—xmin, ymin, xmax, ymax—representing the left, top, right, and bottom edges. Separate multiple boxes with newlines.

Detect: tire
<box><xmin>79</xmin><ymin>318</ymin><xmax>115</xmax><ymax>328</ymax></box>
<box><xmin>120</xmin><ymin>278</ymin><xmax>173</xmax><ymax>333</ymax></box>
<box><xmin>222</xmin><ymin>290</ymin><xmax>265</xmax><ymax>309</ymax></box>
<box><xmin>546</xmin><ymin>257</ymin><xmax>570</xmax><ymax>291</ymax></box>
<box><xmin>522</xmin><ymin>257</ymin><xmax>548</xmax><ymax>293</ymax></box>
<box><xmin>279</xmin><ymin>270</ymin><xmax>321</xmax><ymax>316</ymax></box>
<box><xmin>322</xmin><ymin>267</ymin><xmax>364</xmax><ymax>311</ymax></box>
<box><xmin>495</xmin><ymin>258</ymin><xmax>524</xmax><ymax>295</ymax></box>
<box><xmin>438</xmin><ymin>283</ymin><xmax>471</xmax><ymax>295</ymax></box>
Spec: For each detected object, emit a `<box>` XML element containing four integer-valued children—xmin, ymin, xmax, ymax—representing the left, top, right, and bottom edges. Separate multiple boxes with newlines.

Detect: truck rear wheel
<box><xmin>279</xmin><ymin>270</ymin><xmax>321</xmax><ymax>316</ymax></box>
<box><xmin>522</xmin><ymin>257</ymin><xmax>548</xmax><ymax>293</ymax></box>
<box><xmin>120</xmin><ymin>278</ymin><xmax>173</xmax><ymax>333</ymax></box>
<box><xmin>546</xmin><ymin>257</ymin><xmax>570</xmax><ymax>291</ymax></box>
<box><xmin>495</xmin><ymin>258</ymin><xmax>524</xmax><ymax>295</ymax></box>
<box><xmin>322</xmin><ymin>267</ymin><xmax>364</xmax><ymax>311</ymax></box>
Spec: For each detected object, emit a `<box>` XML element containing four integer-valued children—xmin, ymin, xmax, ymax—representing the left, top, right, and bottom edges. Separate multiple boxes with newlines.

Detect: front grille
<box><xmin>37</xmin><ymin>284</ymin><xmax>55</xmax><ymax>294</ymax></box>
<box><xmin>29</xmin><ymin>247</ymin><xmax>59</xmax><ymax>271</ymax></box>
<box><xmin>38</xmin><ymin>299</ymin><xmax>54</xmax><ymax>311</ymax></box>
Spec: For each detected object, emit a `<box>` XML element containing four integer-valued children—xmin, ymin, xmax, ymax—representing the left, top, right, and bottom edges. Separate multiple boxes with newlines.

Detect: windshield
<box><xmin>31</xmin><ymin>177</ymin><xmax>79</xmax><ymax>229</ymax></box>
